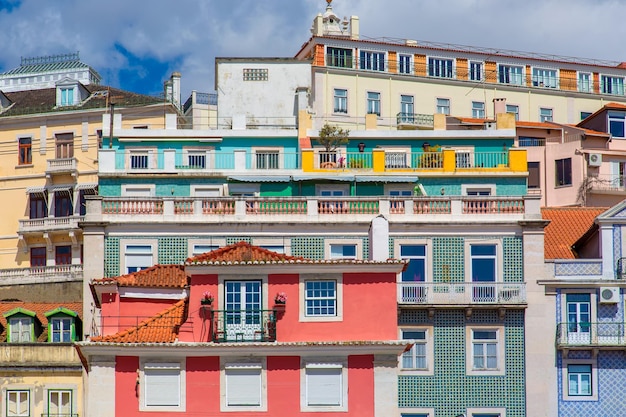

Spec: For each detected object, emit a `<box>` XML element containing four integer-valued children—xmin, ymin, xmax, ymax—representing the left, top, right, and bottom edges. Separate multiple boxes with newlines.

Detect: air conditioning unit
<box><xmin>600</xmin><ymin>287</ymin><xmax>620</xmax><ymax>304</ymax></box>
<box><xmin>588</xmin><ymin>153</ymin><xmax>603</xmax><ymax>167</ymax></box>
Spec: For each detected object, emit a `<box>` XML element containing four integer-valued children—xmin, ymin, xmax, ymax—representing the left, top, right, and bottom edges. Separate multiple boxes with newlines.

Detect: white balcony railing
<box><xmin>46</xmin><ymin>157</ymin><xmax>77</xmax><ymax>175</ymax></box>
<box><xmin>0</xmin><ymin>264</ymin><xmax>83</xmax><ymax>285</ymax></box>
<box><xmin>18</xmin><ymin>215</ymin><xmax>84</xmax><ymax>234</ymax></box>
<box><xmin>397</xmin><ymin>282</ymin><xmax>527</xmax><ymax>305</ymax></box>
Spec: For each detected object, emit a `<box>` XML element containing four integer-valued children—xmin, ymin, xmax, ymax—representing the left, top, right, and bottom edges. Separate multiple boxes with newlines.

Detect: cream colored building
<box><xmin>294</xmin><ymin>2</ymin><xmax>626</xmax><ymax>130</ymax></box>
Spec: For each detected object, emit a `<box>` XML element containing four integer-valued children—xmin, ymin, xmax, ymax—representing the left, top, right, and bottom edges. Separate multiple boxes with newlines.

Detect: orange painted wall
<box><xmin>560</xmin><ymin>69</ymin><xmax>577</xmax><ymax>91</ymax></box>
<box><xmin>485</xmin><ymin>61</ymin><xmax>497</xmax><ymax>83</ymax></box>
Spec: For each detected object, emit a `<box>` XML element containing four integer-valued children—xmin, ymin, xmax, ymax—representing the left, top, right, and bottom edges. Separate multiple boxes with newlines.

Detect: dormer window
<box><xmin>45</xmin><ymin>307</ymin><xmax>78</xmax><ymax>343</ymax></box>
<box><xmin>56</xmin><ymin>77</ymin><xmax>88</xmax><ymax>107</ymax></box>
<box><xmin>60</xmin><ymin>87</ymin><xmax>75</xmax><ymax>106</ymax></box>
<box><xmin>4</xmin><ymin>307</ymin><xmax>36</xmax><ymax>343</ymax></box>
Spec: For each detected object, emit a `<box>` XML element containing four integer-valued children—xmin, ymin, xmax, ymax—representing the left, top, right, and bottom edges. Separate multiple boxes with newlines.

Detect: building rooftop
<box><xmin>542</xmin><ymin>207</ymin><xmax>608</xmax><ymax>259</ymax></box>
<box><xmin>0</xmin><ymin>301</ymin><xmax>82</xmax><ymax>342</ymax></box>
<box><xmin>92</xmin><ymin>264</ymin><xmax>189</xmax><ymax>289</ymax></box>
<box><xmin>187</xmin><ymin>241</ymin><xmax>305</xmax><ymax>264</ymax></box>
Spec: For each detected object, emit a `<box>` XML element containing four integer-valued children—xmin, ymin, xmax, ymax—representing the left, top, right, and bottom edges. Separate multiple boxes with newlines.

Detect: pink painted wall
<box><xmin>113</xmin><ymin>354</ymin><xmax>375</xmax><ymax>416</ymax></box>
<box><xmin>182</xmin><ymin>273</ymin><xmax>219</xmax><ymax>342</ymax></box>
<box><xmin>99</xmin><ymin>294</ymin><xmax>178</xmax><ymax>336</ymax></box>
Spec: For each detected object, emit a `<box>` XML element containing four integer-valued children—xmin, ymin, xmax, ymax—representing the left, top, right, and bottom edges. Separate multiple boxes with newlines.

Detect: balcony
<box><xmin>18</xmin><ymin>215</ymin><xmax>84</xmax><ymax>235</ymax></box>
<box><xmin>0</xmin><ymin>264</ymin><xmax>83</xmax><ymax>285</ymax></box>
<box><xmin>46</xmin><ymin>157</ymin><xmax>77</xmax><ymax>177</ymax></box>
<box><xmin>398</xmin><ymin>282</ymin><xmax>527</xmax><ymax>306</ymax></box>
<box><xmin>91</xmin><ymin>195</ymin><xmax>540</xmax><ymax>225</ymax></box>
<box><xmin>202</xmin><ymin>309</ymin><xmax>278</xmax><ymax>342</ymax></box>
<box><xmin>587</xmin><ymin>175</ymin><xmax>626</xmax><ymax>194</ymax></box>
<box><xmin>396</xmin><ymin>113</ymin><xmax>435</xmax><ymax>130</ymax></box>
<box><xmin>556</xmin><ymin>322</ymin><xmax>626</xmax><ymax>348</ymax></box>
<box><xmin>0</xmin><ymin>344</ymin><xmax>81</xmax><ymax>367</ymax></box>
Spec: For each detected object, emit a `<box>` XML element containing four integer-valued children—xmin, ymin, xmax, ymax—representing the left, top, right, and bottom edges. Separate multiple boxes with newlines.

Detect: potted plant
<box><xmin>201</xmin><ymin>291</ymin><xmax>214</xmax><ymax>305</ymax></box>
<box><xmin>274</xmin><ymin>292</ymin><xmax>287</xmax><ymax>313</ymax></box>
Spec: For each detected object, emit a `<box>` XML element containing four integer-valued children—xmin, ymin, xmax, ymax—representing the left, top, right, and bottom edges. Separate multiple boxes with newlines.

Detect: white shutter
<box><xmin>225</xmin><ymin>364</ymin><xmax>262</xmax><ymax>406</ymax></box>
<box><xmin>306</xmin><ymin>365</ymin><xmax>342</xmax><ymax>406</ymax></box>
<box><xmin>144</xmin><ymin>363</ymin><xmax>180</xmax><ymax>407</ymax></box>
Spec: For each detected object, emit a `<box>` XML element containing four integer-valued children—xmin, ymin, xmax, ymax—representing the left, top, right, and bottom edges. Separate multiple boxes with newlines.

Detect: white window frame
<box><xmin>385</xmin><ymin>184</ymin><xmax>414</xmax><ymax>197</ymax></box>
<box><xmin>252</xmin><ymin>238</ymin><xmax>290</xmax><ymax>255</ymax></box>
<box><xmin>227</xmin><ymin>183</ymin><xmax>260</xmax><ymax>197</ymax></box>
<box><xmin>608</xmin><ymin>110</ymin><xmax>626</xmax><ymax>139</ymax></box>
<box><xmin>120</xmin><ymin>239</ymin><xmax>157</xmax><ymax>274</ymax></box>
<box><xmin>469</xmin><ymin>61</ymin><xmax>483</xmax><ymax>81</ymax></box>
<box><xmin>399</xmin><ymin>326</ymin><xmax>434</xmax><ymax>375</ymax></box>
<box><xmin>140</xmin><ymin>361</ymin><xmax>186</xmax><ymax>412</ymax></box>
<box><xmin>498</xmin><ymin>64</ymin><xmax>524</xmax><ymax>86</ymax></box>
<box><xmin>395</xmin><ymin>239</ymin><xmax>431</xmax><ymax>282</ymax></box>
<box><xmin>121</xmin><ymin>184</ymin><xmax>155</xmax><ymax>197</ymax></box>
<box><xmin>462</xmin><ymin>184</ymin><xmax>496</xmax><ymax>196</ymax></box>
<box><xmin>190</xmin><ymin>184</ymin><xmax>224</xmax><ymax>197</ymax></box>
<box><xmin>50</xmin><ymin>317</ymin><xmax>73</xmax><ymax>343</ymax></box>
<box><xmin>559</xmin><ymin>290</ymin><xmax>597</xmax><ymax>328</ymax></box>
<box><xmin>578</xmin><ymin>72</ymin><xmax>592</xmax><ymax>93</ymax></box>
<box><xmin>382</xmin><ymin>146</ymin><xmax>411</xmax><ymax>169</ymax></box>
<box><xmin>466</xmin><ymin>407</ymin><xmax>507</xmax><ymax>417</ymax></box>
<box><xmin>325</xmin><ymin>239</ymin><xmax>361</xmax><ymax>260</ymax></box>
<box><xmin>505</xmin><ymin>104</ymin><xmax>519</xmax><ymax>121</ymax></box>
<box><xmin>5</xmin><ymin>389</ymin><xmax>30</xmax><ymax>417</ymax></box>
<box><xmin>465</xmin><ymin>325</ymin><xmax>505</xmax><ymax>376</ymax></box>
<box><xmin>539</xmin><ymin>107</ymin><xmax>553</xmax><ymax>122</ymax></box>
<box><xmin>452</xmin><ymin>146</ymin><xmax>474</xmax><ymax>168</ymax></box>
<box><xmin>472</xmin><ymin>101</ymin><xmax>485</xmax><ymax>118</ymax></box>
<box><xmin>127</xmin><ymin>147</ymin><xmax>156</xmax><ymax>170</ymax></box>
<box><xmin>182</xmin><ymin>147</ymin><xmax>214</xmax><ymax>169</ymax></box>
<box><xmin>252</xmin><ymin>146</ymin><xmax>283</xmax><ymax>170</ymax></box>
<box><xmin>436</xmin><ymin>98</ymin><xmax>450</xmax><ymax>115</ymax></box>
<box><xmin>299</xmin><ymin>273</ymin><xmax>343</xmax><ymax>322</ymax></box>
<box><xmin>221</xmin><ymin>359</ymin><xmax>267</xmax><ymax>411</ymax></box>
<box><xmin>400</xmin><ymin>409</ymin><xmax>435</xmax><ymax>417</ymax></box>
<box><xmin>301</xmin><ymin>359</ymin><xmax>348</xmax><ymax>412</ymax></box>
<box><xmin>333</xmin><ymin>88</ymin><xmax>348</xmax><ymax>114</ymax></box>
<box><xmin>464</xmin><ymin>239</ymin><xmax>503</xmax><ymax>284</ymax></box>
<box><xmin>9</xmin><ymin>317</ymin><xmax>32</xmax><ymax>343</ymax></box>
<box><xmin>398</xmin><ymin>54</ymin><xmax>413</xmax><ymax>74</ymax></box>
<box><xmin>316</xmin><ymin>184</ymin><xmax>349</xmax><ymax>196</ymax></box>
<box><xmin>562</xmin><ymin>357</ymin><xmax>598</xmax><ymax>401</ymax></box>
<box><xmin>428</xmin><ymin>57</ymin><xmax>454</xmax><ymax>78</ymax></box>
<box><xmin>359</xmin><ymin>50</ymin><xmax>386</xmax><ymax>72</ymax></box>
<box><xmin>532</xmin><ymin>67</ymin><xmax>558</xmax><ymax>88</ymax></box>
<box><xmin>187</xmin><ymin>238</ymin><xmax>225</xmax><ymax>258</ymax></box>
<box><xmin>600</xmin><ymin>74</ymin><xmax>625</xmax><ymax>95</ymax></box>
<box><xmin>367</xmin><ymin>91</ymin><xmax>381</xmax><ymax>116</ymax></box>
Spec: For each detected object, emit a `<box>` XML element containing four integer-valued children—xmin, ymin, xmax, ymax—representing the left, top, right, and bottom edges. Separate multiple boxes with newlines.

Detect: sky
<box><xmin>1</xmin><ymin>0</ymin><xmax>626</xmax><ymax>101</ymax></box>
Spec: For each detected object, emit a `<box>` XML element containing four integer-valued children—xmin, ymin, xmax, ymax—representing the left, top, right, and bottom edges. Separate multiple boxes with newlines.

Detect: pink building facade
<box><xmin>77</xmin><ymin>242</ymin><xmax>408</xmax><ymax>417</ymax></box>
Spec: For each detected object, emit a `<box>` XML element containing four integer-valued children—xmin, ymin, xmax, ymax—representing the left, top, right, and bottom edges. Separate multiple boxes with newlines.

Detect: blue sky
<box><xmin>1</xmin><ymin>0</ymin><xmax>626</xmax><ymax>101</ymax></box>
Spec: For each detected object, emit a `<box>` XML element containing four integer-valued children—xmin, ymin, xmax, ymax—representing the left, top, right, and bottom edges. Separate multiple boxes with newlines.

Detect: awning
<box><xmin>50</xmin><ymin>185</ymin><xmax>73</xmax><ymax>193</ymax></box>
<box><xmin>76</xmin><ymin>183</ymin><xmax>98</xmax><ymax>191</ymax></box>
<box><xmin>291</xmin><ymin>174</ymin><xmax>355</xmax><ymax>182</ymax></box>
<box><xmin>227</xmin><ymin>175</ymin><xmax>292</xmax><ymax>183</ymax></box>
<box><xmin>355</xmin><ymin>175</ymin><xmax>419</xmax><ymax>183</ymax></box>
<box><xmin>26</xmin><ymin>186</ymin><xmax>47</xmax><ymax>195</ymax></box>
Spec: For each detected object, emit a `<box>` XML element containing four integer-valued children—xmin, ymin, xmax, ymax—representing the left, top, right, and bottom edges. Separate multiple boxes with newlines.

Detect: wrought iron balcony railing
<box><xmin>556</xmin><ymin>322</ymin><xmax>626</xmax><ymax>347</ymax></box>
<box><xmin>202</xmin><ymin>309</ymin><xmax>278</xmax><ymax>342</ymax></box>
<box><xmin>398</xmin><ymin>282</ymin><xmax>527</xmax><ymax>305</ymax></box>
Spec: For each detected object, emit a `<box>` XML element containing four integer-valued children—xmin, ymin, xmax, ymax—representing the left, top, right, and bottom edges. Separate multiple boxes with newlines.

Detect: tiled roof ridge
<box><xmin>92</xmin><ymin>264</ymin><xmax>188</xmax><ymax>288</ymax></box>
<box><xmin>91</xmin><ymin>298</ymin><xmax>188</xmax><ymax>343</ymax></box>
<box><xmin>186</xmin><ymin>241</ymin><xmax>306</xmax><ymax>264</ymax></box>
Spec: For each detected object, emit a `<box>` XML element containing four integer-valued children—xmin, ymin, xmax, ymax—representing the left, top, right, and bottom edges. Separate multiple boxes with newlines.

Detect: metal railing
<box><xmin>556</xmin><ymin>322</ymin><xmax>626</xmax><ymax>347</ymax></box>
<box><xmin>203</xmin><ymin>309</ymin><xmax>278</xmax><ymax>342</ymax></box>
<box><xmin>398</xmin><ymin>282</ymin><xmax>527</xmax><ymax>305</ymax></box>
<box><xmin>587</xmin><ymin>175</ymin><xmax>626</xmax><ymax>192</ymax></box>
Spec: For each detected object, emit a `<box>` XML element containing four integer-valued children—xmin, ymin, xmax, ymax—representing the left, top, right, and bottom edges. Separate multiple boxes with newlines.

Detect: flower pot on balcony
<box><xmin>273</xmin><ymin>302</ymin><xmax>286</xmax><ymax>312</ymax></box>
<box><xmin>201</xmin><ymin>300</ymin><xmax>213</xmax><ymax>306</ymax></box>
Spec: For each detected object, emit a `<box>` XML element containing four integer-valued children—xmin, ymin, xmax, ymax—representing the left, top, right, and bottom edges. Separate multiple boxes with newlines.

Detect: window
<box><xmin>187</xmin><ymin>151</ymin><xmax>206</xmax><ymax>168</ymax></box>
<box><xmin>506</xmin><ymin>104</ymin><xmax>519</xmax><ymax>121</ymax></box>
<box><xmin>580</xmin><ymin>111</ymin><xmax>592</xmax><ymax>121</ymax></box>
<box><xmin>367</xmin><ymin>91</ymin><xmax>381</xmax><ymax>116</ymax></box>
<box><xmin>255</xmin><ymin>150</ymin><xmax>280</xmax><ymax>169</ymax></box>
<box><xmin>528</xmin><ymin>162</ymin><xmax>540</xmax><ymax>189</ymax></box>
<box><xmin>303</xmin><ymin>363</ymin><xmax>345</xmax><ymax>409</ymax></box>
<box><xmin>518</xmin><ymin>137</ymin><xmax>544</xmax><ymax>147</ymax></box>
<box><xmin>601</xmin><ymin>75</ymin><xmax>625</xmax><ymax>95</ymax></box>
<box><xmin>142</xmin><ymin>363</ymin><xmax>185</xmax><ymax>411</ymax></box>
<box><xmin>18</xmin><ymin>137</ymin><xmax>32</xmax><ymax>165</ymax></box>
<box><xmin>399</xmin><ymin>95</ymin><xmax>414</xmax><ymax>123</ymax></box>
<box><xmin>428</xmin><ymin>58</ymin><xmax>453</xmax><ymax>78</ymax></box>
<box><xmin>48</xmin><ymin>390</ymin><xmax>73</xmax><ymax>416</ymax></box>
<box><xmin>539</xmin><ymin>107</ymin><xmax>553</xmax><ymax>122</ymax></box>
<box><xmin>224</xmin><ymin>363</ymin><xmax>263</xmax><ymax>407</ymax></box>
<box><xmin>436</xmin><ymin>98</ymin><xmax>450</xmax><ymax>115</ymax></box>
<box><xmin>333</xmin><ymin>88</ymin><xmax>347</xmax><ymax>114</ymax></box>
<box><xmin>470</xmin><ymin>244</ymin><xmax>497</xmax><ymax>282</ymax></box>
<box><xmin>9</xmin><ymin>317</ymin><xmax>32</xmax><ymax>342</ymax></box>
<box><xmin>400</xmin><ymin>244</ymin><xmax>426</xmax><ymax>282</ymax></box>
<box><xmin>555</xmin><ymin>158</ymin><xmax>572</xmax><ymax>186</ymax></box>
<box><xmin>466</xmin><ymin>326</ymin><xmax>504</xmax><ymax>375</ymax></box>
<box><xmin>532</xmin><ymin>68</ymin><xmax>558</xmax><ymax>88</ymax></box>
<box><xmin>401</xmin><ymin>329</ymin><xmax>427</xmax><ymax>369</ymax></box>
<box><xmin>399</xmin><ymin>54</ymin><xmax>412</xmax><ymax>74</ymax></box>
<box><xmin>60</xmin><ymin>87</ymin><xmax>74</xmax><ymax>106</ymax></box>
<box><xmin>568</xmin><ymin>364</ymin><xmax>592</xmax><ymax>396</ymax></box>
<box><xmin>192</xmin><ymin>244</ymin><xmax>219</xmax><ymax>256</ymax></box>
<box><xmin>29</xmin><ymin>192</ymin><xmax>47</xmax><ymax>219</ymax></box>
<box><xmin>465</xmin><ymin>187</ymin><xmax>493</xmax><ymax>196</ymax></box>
<box><xmin>470</xmin><ymin>61</ymin><xmax>483</xmax><ymax>81</ymax></box>
<box><xmin>50</xmin><ymin>317</ymin><xmax>73</xmax><ymax>342</ymax></box>
<box><xmin>385</xmin><ymin>151</ymin><xmax>409</xmax><ymax>168</ymax></box>
<box><xmin>54</xmin><ymin>191</ymin><xmax>73</xmax><ymax>217</ymax></box>
<box><xmin>55</xmin><ymin>133</ymin><xmax>73</xmax><ymax>159</ymax></box>
<box><xmin>130</xmin><ymin>151</ymin><xmax>150</xmax><ymax>169</ymax></box>
<box><xmin>578</xmin><ymin>72</ymin><xmax>592</xmax><ymax>93</ymax></box>
<box><xmin>498</xmin><ymin>65</ymin><xmax>524</xmax><ymax>85</ymax></box>
<box><xmin>55</xmin><ymin>245</ymin><xmax>72</xmax><ymax>266</ymax></box>
<box><xmin>565</xmin><ymin>293</ymin><xmax>591</xmax><ymax>344</ymax></box>
<box><xmin>124</xmin><ymin>244</ymin><xmax>153</xmax><ymax>273</ymax></box>
<box><xmin>224</xmin><ymin>281</ymin><xmax>262</xmax><ymax>341</ymax></box>
<box><xmin>327</xmin><ymin>47</ymin><xmax>353</xmax><ymax>68</ymax></box>
<box><xmin>30</xmin><ymin>247</ymin><xmax>46</xmax><ymax>267</ymax></box>
<box><xmin>454</xmin><ymin>148</ymin><xmax>473</xmax><ymax>168</ymax></box>
<box><xmin>242</xmin><ymin>68</ymin><xmax>268</xmax><ymax>81</ymax></box>
<box><xmin>472</xmin><ymin>101</ymin><xmax>485</xmax><ymax>118</ymax></box>
<box><xmin>360</xmin><ymin>51</ymin><xmax>385</xmax><ymax>71</ymax></box>
<box><xmin>7</xmin><ymin>390</ymin><xmax>29</xmax><ymax>417</ymax></box>
<box><xmin>330</xmin><ymin>244</ymin><xmax>357</xmax><ymax>259</ymax></box>
<box><xmin>305</xmin><ymin>280</ymin><xmax>337</xmax><ymax>317</ymax></box>
<box><xmin>608</xmin><ymin>111</ymin><xmax>626</xmax><ymax>138</ymax></box>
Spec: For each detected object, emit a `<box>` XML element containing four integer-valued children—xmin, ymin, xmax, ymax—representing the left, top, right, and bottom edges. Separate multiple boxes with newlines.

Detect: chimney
<box><xmin>350</xmin><ymin>16</ymin><xmax>359</xmax><ymax>39</ymax></box>
<box><xmin>368</xmin><ymin>215</ymin><xmax>389</xmax><ymax>261</ymax></box>
<box><xmin>493</xmin><ymin>98</ymin><xmax>506</xmax><ymax>117</ymax></box>
<box><xmin>170</xmin><ymin>72</ymin><xmax>182</xmax><ymax>110</ymax></box>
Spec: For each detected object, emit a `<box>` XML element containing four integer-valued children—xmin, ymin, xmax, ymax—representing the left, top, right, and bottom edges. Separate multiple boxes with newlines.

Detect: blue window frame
<box><xmin>399</xmin><ymin>54</ymin><xmax>412</xmax><ymax>74</ymax></box>
<box><xmin>609</xmin><ymin>111</ymin><xmax>625</xmax><ymax>138</ymax></box>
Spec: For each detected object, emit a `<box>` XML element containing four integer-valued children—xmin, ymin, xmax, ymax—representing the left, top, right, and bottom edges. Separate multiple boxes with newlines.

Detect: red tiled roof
<box><xmin>516</xmin><ymin>120</ymin><xmax>560</xmax><ymax>129</ymax></box>
<box><xmin>542</xmin><ymin>207</ymin><xmax>608</xmax><ymax>259</ymax></box>
<box><xmin>456</xmin><ymin>117</ymin><xmax>494</xmax><ymax>125</ymax></box>
<box><xmin>91</xmin><ymin>299</ymin><xmax>187</xmax><ymax>343</ymax></box>
<box><xmin>92</xmin><ymin>264</ymin><xmax>188</xmax><ymax>288</ymax></box>
<box><xmin>187</xmin><ymin>241</ymin><xmax>305</xmax><ymax>264</ymax></box>
<box><xmin>0</xmin><ymin>301</ymin><xmax>82</xmax><ymax>342</ymax></box>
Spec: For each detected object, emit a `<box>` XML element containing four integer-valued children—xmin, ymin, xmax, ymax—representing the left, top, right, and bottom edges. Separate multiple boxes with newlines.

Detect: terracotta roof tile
<box><xmin>516</xmin><ymin>120</ymin><xmax>560</xmax><ymax>129</ymax></box>
<box><xmin>187</xmin><ymin>241</ymin><xmax>305</xmax><ymax>264</ymax></box>
<box><xmin>456</xmin><ymin>117</ymin><xmax>494</xmax><ymax>125</ymax></box>
<box><xmin>542</xmin><ymin>207</ymin><xmax>608</xmax><ymax>259</ymax></box>
<box><xmin>92</xmin><ymin>264</ymin><xmax>188</xmax><ymax>288</ymax></box>
<box><xmin>0</xmin><ymin>301</ymin><xmax>82</xmax><ymax>342</ymax></box>
<box><xmin>91</xmin><ymin>299</ymin><xmax>187</xmax><ymax>343</ymax></box>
